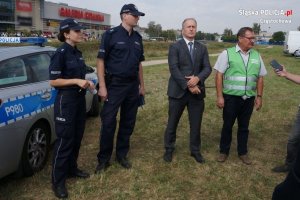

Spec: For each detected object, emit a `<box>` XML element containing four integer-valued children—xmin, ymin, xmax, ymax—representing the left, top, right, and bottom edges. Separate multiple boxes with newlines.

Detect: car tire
<box><xmin>21</xmin><ymin>122</ymin><xmax>51</xmax><ymax>177</ymax></box>
<box><xmin>88</xmin><ymin>94</ymin><xmax>100</xmax><ymax>117</ymax></box>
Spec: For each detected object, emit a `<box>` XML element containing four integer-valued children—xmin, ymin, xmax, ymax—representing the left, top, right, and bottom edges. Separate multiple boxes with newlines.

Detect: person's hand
<box><xmin>188</xmin><ymin>85</ymin><xmax>201</xmax><ymax>94</ymax></box>
<box><xmin>275</xmin><ymin>65</ymin><xmax>287</xmax><ymax>77</ymax></box>
<box><xmin>185</xmin><ymin>75</ymin><xmax>200</xmax><ymax>87</ymax></box>
<box><xmin>139</xmin><ymin>85</ymin><xmax>145</xmax><ymax>96</ymax></box>
<box><xmin>216</xmin><ymin>96</ymin><xmax>224</xmax><ymax>109</ymax></box>
<box><xmin>77</xmin><ymin>79</ymin><xmax>90</xmax><ymax>89</ymax></box>
<box><xmin>87</xmin><ymin>80</ymin><xmax>95</xmax><ymax>90</ymax></box>
<box><xmin>255</xmin><ymin>96</ymin><xmax>262</xmax><ymax>111</ymax></box>
<box><xmin>98</xmin><ymin>86</ymin><xmax>108</xmax><ymax>101</ymax></box>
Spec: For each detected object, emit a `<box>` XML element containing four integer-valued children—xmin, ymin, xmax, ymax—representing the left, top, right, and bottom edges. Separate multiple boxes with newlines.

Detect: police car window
<box><xmin>25</xmin><ymin>53</ymin><xmax>51</xmax><ymax>82</ymax></box>
<box><xmin>0</xmin><ymin>57</ymin><xmax>27</xmax><ymax>88</ymax></box>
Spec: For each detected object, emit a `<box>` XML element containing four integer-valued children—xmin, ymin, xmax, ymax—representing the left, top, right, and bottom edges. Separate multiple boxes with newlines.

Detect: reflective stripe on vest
<box><xmin>224</xmin><ymin>76</ymin><xmax>257</xmax><ymax>82</ymax></box>
<box><xmin>223</xmin><ymin>47</ymin><xmax>261</xmax><ymax>97</ymax></box>
<box><xmin>224</xmin><ymin>85</ymin><xmax>256</xmax><ymax>91</ymax></box>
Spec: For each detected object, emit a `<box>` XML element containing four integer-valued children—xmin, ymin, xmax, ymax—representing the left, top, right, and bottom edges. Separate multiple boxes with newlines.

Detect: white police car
<box><xmin>0</xmin><ymin>37</ymin><xmax>99</xmax><ymax>178</ymax></box>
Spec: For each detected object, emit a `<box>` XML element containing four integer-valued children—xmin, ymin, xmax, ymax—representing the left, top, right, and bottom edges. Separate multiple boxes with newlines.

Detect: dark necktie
<box><xmin>188</xmin><ymin>41</ymin><xmax>193</xmax><ymax>60</ymax></box>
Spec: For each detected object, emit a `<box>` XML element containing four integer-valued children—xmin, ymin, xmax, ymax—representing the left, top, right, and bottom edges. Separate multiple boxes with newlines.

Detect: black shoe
<box><xmin>68</xmin><ymin>169</ymin><xmax>90</xmax><ymax>179</ymax></box>
<box><xmin>116</xmin><ymin>157</ymin><xmax>132</xmax><ymax>169</ymax></box>
<box><xmin>52</xmin><ymin>185</ymin><xmax>68</xmax><ymax>199</ymax></box>
<box><xmin>272</xmin><ymin>164</ymin><xmax>291</xmax><ymax>173</ymax></box>
<box><xmin>191</xmin><ymin>152</ymin><xmax>205</xmax><ymax>163</ymax></box>
<box><xmin>163</xmin><ymin>151</ymin><xmax>173</xmax><ymax>162</ymax></box>
<box><xmin>95</xmin><ymin>162</ymin><xmax>110</xmax><ymax>174</ymax></box>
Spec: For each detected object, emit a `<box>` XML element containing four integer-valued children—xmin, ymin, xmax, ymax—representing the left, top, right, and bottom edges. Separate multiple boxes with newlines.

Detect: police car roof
<box><xmin>0</xmin><ymin>46</ymin><xmax>56</xmax><ymax>61</ymax></box>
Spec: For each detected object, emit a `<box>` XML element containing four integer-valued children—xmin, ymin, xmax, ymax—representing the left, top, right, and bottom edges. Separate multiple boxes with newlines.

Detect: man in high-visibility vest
<box><xmin>214</xmin><ymin>27</ymin><xmax>267</xmax><ymax>165</ymax></box>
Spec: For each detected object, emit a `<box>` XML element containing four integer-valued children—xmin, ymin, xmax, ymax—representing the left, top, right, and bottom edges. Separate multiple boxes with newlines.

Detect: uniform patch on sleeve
<box><xmin>56</xmin><ymin>117</ymin><xmax>66</xmax><ymax>122</ymax></box>
<box><xmin>50</xmin><ymin>70</ymin><xmax>61</xmax><ymax>74</ymax></box>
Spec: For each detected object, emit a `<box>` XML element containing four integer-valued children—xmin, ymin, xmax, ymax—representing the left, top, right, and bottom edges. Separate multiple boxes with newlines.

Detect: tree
<box><xmin>195</xmin><ymin>31</ymin><xmax>205</xmax><ymax>40</ymax></box>
<box><xmin>204</xmin><ymin>33</ymin><xmax>216</xmax><ymax>41</ymax></box>
<box><xmin>272</xmin><ymin>31</ymin><xmax>285</xmax><ymax>42</ymax></box>
<box><xmin>252</xmin><ymin>23</ymin><xmax>261</xmax><ymax>35</ymax></box>
<box><xmin>223</xmin><ymin>28</ymin><xmax>233</xmax><ymax>36</ymax></box>
<box><xmin>160</xmin><ymin>29</ymin><xmax>176</xmax><ymax>41</ymax></box>
<box><xmin>145</xmin><ymin>21</ymin><xmax>162</xmax><ymax>38</ymax></box>
<box><xmin>298</xmin><ymin>26</ymin><xmax>300</xmax><ymax>31</ymax></box>
<box><xmin>221</xmin><ymin>35</ymin><xmax>237</xmax><ymax>43</ymax></box>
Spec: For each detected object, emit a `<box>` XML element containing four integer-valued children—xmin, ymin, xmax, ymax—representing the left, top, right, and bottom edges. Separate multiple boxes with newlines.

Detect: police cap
<box><xmin>59</xmin><ymin>18</ymin><xmax>83</xmax><ymax>31</ymax></box>
<box><xmin>120</xmin><ymin>4</ymin><xmax>145</xmax><ymax>16</ymax></box>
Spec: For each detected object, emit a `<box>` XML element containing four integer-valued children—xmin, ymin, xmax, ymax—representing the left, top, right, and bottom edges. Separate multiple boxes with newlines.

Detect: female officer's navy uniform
<box><xmin>49</xmin><ymin>18</ymin><xmax>89</xmax><ymax>198</ymax></box>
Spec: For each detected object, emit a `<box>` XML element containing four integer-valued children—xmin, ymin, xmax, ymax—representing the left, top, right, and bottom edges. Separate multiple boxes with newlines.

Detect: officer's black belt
<box><xmin>110</xmin><ymin>74</ymin><xmax>138</xmax><ymax>82</ymax></box>
<box><xmin>57</xmin><ymin>88</ymin><xmax>86</xmax><ymax>96</ymax></box>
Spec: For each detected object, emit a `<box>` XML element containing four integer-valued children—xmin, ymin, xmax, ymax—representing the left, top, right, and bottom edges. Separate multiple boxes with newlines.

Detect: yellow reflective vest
<box><xmin>223</xmin><ymin>47</ymin><xmax>261</xmax><ymax>97</ymax></box>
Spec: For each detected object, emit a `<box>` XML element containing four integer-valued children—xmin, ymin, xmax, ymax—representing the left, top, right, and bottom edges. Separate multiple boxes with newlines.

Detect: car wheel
<box><xmin>21</xmin><ymin>122</ymin><xmax>50</xmax><ymax>177</ymax></box>
<box><xmin>295</xmin><ymin>50</ymin><xmax>300</xmax><ymax>57</ymax></box>
<box><xmin>88</xmin><ymin>94</ymin><xmax>100</xmax><ymax>117</ymax></box>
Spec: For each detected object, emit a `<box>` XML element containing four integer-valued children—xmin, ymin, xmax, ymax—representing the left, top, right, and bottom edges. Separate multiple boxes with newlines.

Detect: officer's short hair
<box><xmin>120</xmin><ymin>13</ymin><xmax>126</xmax><ymax>20</ymax></box>
<box><xmin>237</xmin><ymin>27</ymin><xmax>253</xmax><ymax>38</ymax></box>
<box><xmin>57</xmin><ymin>30</ymin><xmax>70</xmax><ymax>42</ymax></box>
<box><xmin>182</xmin><ymin>18</ymin><xmax>197</xmax><ymax>29</ymax></box>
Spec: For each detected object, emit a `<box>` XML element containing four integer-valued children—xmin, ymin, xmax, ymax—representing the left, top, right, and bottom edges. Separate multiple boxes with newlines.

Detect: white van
<box><xmin>283</xmin><ymin>31</ymin><xmax>300</xmax><ymax>55</ymax></box>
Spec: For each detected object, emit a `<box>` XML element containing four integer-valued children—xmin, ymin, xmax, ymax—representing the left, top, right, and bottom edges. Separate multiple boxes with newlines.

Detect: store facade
<box><xmin>0</xmin><ymin>0</ymin><xmax>111</xmax><ymax>37</ymax></box>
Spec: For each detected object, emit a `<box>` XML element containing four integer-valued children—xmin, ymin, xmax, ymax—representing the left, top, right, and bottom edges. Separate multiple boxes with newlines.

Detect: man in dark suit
<box><xmin>163</xmin><ymin>18</ymin><xmax>212</xmax><ymax>163</ymax></box>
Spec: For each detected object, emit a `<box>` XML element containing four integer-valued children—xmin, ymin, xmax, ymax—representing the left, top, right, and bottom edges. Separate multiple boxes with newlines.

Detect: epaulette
<box><xmin>56</xmin><ymin>46</ymin><xmax>66</xmax><ymax>54</ymax></box>
<box><xmin>107</xmin><ymin>27</ymin><xmax>118</xmax><ymax>35</ymax></box>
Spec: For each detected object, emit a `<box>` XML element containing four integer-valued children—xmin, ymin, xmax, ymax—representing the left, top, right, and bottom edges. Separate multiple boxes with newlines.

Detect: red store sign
<box><xmin>16</xmin><ymin>0</ymin><xmax>32</xmax><ymax>12</ymax></box>
<box><xmin>59</xmin><ymin>7</ymin><xmax>104</xmax><ymax>22</ymax></box>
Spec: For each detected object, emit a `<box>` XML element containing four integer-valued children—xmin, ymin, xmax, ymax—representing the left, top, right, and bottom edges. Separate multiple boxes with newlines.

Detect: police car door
<box><xmin>0</xmin><ymin>53</ymin><xmax>55</xmax><ymax>177</ymax></box>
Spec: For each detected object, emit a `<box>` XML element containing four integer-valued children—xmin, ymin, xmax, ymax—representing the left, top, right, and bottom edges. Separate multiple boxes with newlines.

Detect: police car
<box><xmin>0</xmin><ymin>37</ymin><xmax>99</xmax><ymax>179</ymax></box>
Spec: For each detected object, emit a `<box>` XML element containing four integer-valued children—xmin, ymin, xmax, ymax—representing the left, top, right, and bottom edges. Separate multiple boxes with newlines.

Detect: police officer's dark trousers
<box><xmin>272</xmin><ymin>144</ymin><xmax>300</xmax><ymax>200</ymax></box>
<box><xmin>52</xmin><ymin>90</ymin><xmax>86</xmax><ymax>187</ymax></box>
<box><xmin>220</xmin><ymin>94</ymin><xmax>254</xmax><ymax>156</ymax></box>
<box><xmin>97</xmin><ymin>76</ymin><xmax>139</xmax><ymax>163</ymax></box>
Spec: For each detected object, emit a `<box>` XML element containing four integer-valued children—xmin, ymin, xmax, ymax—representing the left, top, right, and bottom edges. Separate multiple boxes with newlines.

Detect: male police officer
<box><xmin>214</xmin><ymin>27</ymin><xmax>267</xmax><ymax>165</ymax></box>
<box><xmin>95</xmin><ymin>4</ymin><xmax>145</xmax><ymax>173</ymax></box>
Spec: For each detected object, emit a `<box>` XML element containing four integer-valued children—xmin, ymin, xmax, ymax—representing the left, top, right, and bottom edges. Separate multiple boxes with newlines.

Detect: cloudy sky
<box><xmin>49</xmin><ymin>0</ymin><xmax>299</xmax><ymax>34</ymax></box>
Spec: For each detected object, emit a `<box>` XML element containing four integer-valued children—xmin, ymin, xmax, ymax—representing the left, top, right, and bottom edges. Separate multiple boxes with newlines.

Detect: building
<box><xmin>0</xmin><ymin>0</ymin><xmax>15</xmax><ymax>32</ymax></box>
<box><xmin>0</xmin><ymin>0</ymin><xmax>111</xmax><ymax>37</ymax></box>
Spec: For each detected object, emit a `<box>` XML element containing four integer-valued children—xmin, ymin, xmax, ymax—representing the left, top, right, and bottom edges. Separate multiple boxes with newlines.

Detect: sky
<box><xmin>48</xmin><ymin>0</ymin><xmax>299</xmax><ymax>34</ymax></box>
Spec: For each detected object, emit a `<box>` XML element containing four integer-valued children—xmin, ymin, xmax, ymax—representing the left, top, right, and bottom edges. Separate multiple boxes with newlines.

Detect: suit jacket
<box><xmin>167</xmin><ymin>39</ymin><xmax>212</xmax><ymax>99</ymax></box>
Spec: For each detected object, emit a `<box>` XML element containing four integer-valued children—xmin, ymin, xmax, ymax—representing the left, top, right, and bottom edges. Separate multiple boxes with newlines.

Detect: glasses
<box><xmin>242</xmin><ymin>36</ymin><xmax>256</xmax><ymax>41</ymax></box>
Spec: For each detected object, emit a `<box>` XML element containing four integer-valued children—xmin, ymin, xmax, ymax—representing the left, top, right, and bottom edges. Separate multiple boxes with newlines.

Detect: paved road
<box><xmin>142</xmin><ymin>53</ymin><xmax>220</xmax><ymax>66</ymax></box>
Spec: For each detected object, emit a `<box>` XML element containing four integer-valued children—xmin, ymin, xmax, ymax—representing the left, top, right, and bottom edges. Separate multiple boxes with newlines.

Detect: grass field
<box><xmin>1</xmin><ymin>42</ymin><xmax>300</xmax><ymax>200</ymax></box>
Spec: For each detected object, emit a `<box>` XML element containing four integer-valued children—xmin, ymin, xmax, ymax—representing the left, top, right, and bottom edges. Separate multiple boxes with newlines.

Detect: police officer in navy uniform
<box><xmin>49</xmin><ymin>18</ymin><xmax>93</xmax><ymax>198</ymax></box>
<box><xmin>95</xmin><ymin>4</ymin><xmax>145</xmax><ymax>173</ymax></box>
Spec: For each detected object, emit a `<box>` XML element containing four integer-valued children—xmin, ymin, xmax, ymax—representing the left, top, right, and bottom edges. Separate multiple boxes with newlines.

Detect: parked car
<box><xmin>0</xmin><ymin>38</ymin><xmax>99</xmax><ymax>179</ymax></box>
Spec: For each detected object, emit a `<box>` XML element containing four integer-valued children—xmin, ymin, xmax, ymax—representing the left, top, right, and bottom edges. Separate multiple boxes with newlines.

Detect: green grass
<box><xmin>1</xmin><ymin>42</ymin><xmax>300</xmax><ymax>199</ymax></box>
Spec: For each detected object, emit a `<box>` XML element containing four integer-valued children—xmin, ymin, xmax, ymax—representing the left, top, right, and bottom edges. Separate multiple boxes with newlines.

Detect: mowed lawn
<box><xmin>1</xmin><ymin>42</ymin><xmax>300</xmax><ymax>200</ymax></box>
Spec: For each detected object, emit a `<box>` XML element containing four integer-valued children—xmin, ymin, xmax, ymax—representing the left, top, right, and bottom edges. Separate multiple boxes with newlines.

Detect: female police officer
<box><xmin>49</xmin><ymin>18</ymin><xmax>94</xmax><ymax>198</ymax></box>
